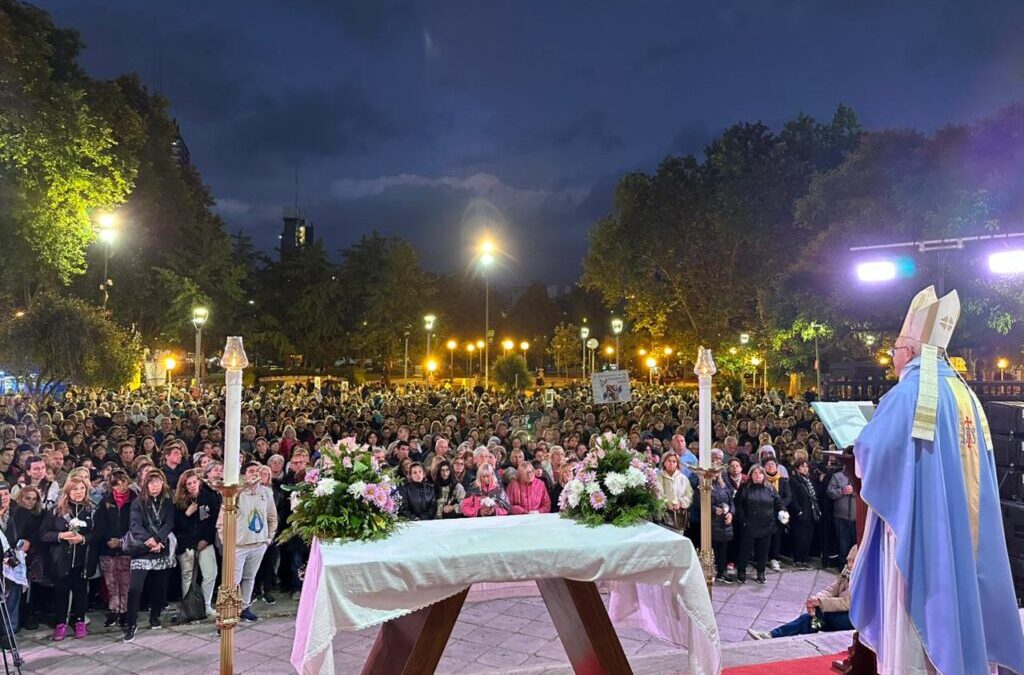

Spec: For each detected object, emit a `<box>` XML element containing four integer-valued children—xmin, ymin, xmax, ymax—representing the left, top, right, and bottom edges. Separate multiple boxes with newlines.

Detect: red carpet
<box><xmin>722</xmin><ymin>652</ymin><xmax>844</xmax><ymax>674</ymax></box>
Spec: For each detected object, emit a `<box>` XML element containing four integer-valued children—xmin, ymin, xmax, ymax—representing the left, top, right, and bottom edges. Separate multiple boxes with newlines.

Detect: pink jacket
<box><xmin>461</xmin><ymin>482</ymin><xmax>510</xmax><ymax>517</ymax></box>
<box><xmin>507</xmin><ymin>478</ymin><xmax>551</xmax><ymax>515</ymax></box>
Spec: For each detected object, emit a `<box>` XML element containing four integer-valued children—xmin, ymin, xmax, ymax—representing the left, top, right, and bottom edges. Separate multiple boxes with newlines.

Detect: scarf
<box><xmin>764</xmin><ymin>469</ymin><xmax>782</xmax><ymax>494</ymax></box>
<box><xmin>113</xmin><ymin>490</ymin><xmax>131</xmax><ymax>508</ymax></box>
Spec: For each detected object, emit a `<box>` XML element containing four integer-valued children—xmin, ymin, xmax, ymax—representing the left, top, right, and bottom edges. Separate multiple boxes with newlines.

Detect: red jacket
<box><xmin>506</xmin><ymin>478</ymin><xmax>551</xmax><ymax>515</ymax></box>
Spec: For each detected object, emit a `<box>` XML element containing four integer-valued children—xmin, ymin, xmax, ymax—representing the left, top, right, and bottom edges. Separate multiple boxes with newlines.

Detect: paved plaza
<box><xmin>10</xmin><ymin>565</ymin><xmax>854</xmax><ymax>674</ymax></box>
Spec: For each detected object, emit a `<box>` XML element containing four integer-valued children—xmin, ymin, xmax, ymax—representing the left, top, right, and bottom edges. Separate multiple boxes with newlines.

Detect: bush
<box><xmin>493</xmin><ymin>355</ymin><xmax>530</xmax><ymax>392</ymax></box>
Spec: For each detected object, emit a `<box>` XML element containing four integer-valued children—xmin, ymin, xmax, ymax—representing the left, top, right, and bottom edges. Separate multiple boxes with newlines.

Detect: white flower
<box><xmin>778</xmin><ymin>510</ymin><xmax>790</xmax><ymax>525</ymax></box>
<box><xmin>68</xmin><ymin>518</ymin><xmax>87</xmax><ymax>530</ymax></box>
<box><xmin>313</xmin><ymin>477</ymin><xmax>339</xmax><ymax>498</ymax></box>
<box><xmin>618</xmin><ymin>438</ymin><xmax>628</xmax><ymax>450</ymax></box>
<box><xmin>604</xmin><ymin>472</ymin><xmax>627</xmax><ymax>496</ymax></box>
<box><xmin>481</xmin><ymin>497</ymin><xmax>496</xmax><ymax>508</ymax></box>
<box><xmin>567</xmin><ymin>479</ymin><xmax>586</xmax><ymax>496</ymax></box>
<box><xmin>585</xmin><ymin>481</ymin><xmax>601</xmax><ymax>494</ymax></box>
<box><xmin>625</xmin><ymin>467</ymin><xmax>646</xmax><ymax>489</ymax></box>
<box><xmin>602</xmin><ymin>431</ymin><xmax>615</xmax><ymax>441</ymax></box>
<box><xmin>290</xmin><ymin>492</ymin><xmax>302</xmax><ymax>510</ymax></box>
<box><xmin>347</xmin><ymin>481</ymin><xmax>367</xmax><ymax>498</ymax></box>
<box><xmin>567</xmin><ymin>490</ymin><xmax>581</xmax><ymax>508</ymax></box>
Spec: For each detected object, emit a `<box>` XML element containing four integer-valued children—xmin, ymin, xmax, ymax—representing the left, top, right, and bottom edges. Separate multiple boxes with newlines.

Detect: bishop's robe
<box><xmin>851</xmin><ymin>355</ymin><xmax>1024</xmax><ymax>675</ymax></box>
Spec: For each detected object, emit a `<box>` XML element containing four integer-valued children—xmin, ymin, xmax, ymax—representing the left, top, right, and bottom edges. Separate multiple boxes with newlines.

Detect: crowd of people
<box><xmin>0</xmin><ymin>378</ymin><xmax>858</xmax><ymax>646</ymax></box>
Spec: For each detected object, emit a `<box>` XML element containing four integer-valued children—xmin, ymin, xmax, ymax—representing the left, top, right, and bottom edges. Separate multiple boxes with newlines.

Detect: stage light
<box><xmin>989</xmin><ymin>250</ymin><xmax>1024</xmax><ymax>275</ymax></box>
<box><xmin>856</xmin><ymin>260</ymin><xmax>897</xmax><ymax>282</ymax></box>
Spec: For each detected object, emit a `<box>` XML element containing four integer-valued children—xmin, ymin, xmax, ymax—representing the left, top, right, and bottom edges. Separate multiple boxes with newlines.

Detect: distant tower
<box><xmin>170</xmin><ymin>119</ymin><xmax>191</xmax><ymax>168</ymax></box>
<box><xmin>280</xmin><ymin>207</ymin><xmax>313</xmax><ymax>260</ymax></box>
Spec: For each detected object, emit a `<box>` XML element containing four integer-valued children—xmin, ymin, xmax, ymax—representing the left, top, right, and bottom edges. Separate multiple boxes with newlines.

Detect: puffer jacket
<box><xmin>710</xmin><ymin>482</ymin><xmax>734</xmax><ymax>542</ymax></box>
<box><xmin>398</xmin><ymin>481</ymin><xmax>436</xmax><ymax>521</ymax></box>
<box><xmin>734</xmin><ymin>482</ymin><xmax>782</xmax><ymax>538</ymax></box>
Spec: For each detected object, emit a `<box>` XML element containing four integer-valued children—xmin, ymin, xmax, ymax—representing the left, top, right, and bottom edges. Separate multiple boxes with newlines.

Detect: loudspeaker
<box><xmin>998</xmin><ymin>466</ymin><xmax>1024</xmax><ymax>502</ymax></box>
<box><xmin>985</xmin><ymin>401</ymin><xmax>1024</xmax><ymax>436</ymax></box>
<box><xmin>993</xmin><ymin>434</ymin><xmax>1024</xmax><ymax>468</ymax></box>
<box><xmin>1003</xmin><ymin>500</ymin><xmax>1024</xmax><ymax>559</ymax></box>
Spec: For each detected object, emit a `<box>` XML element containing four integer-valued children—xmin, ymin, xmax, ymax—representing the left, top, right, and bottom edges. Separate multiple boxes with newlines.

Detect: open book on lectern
<box><xmin>811</xmin><ymin>401</ymin><xmax>877</xmax><ymax>450</ymax></box>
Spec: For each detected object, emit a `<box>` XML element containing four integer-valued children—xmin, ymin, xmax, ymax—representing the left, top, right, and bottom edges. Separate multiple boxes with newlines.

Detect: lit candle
<box><xmin>220</xmin><ymin>337</ymin><xmax>249</xmax><ymax>486</ymax></box>
<box><xmin>694</xmin><ymin>347</ymin><xmax>718</xmax><ymax>469</ymax></box>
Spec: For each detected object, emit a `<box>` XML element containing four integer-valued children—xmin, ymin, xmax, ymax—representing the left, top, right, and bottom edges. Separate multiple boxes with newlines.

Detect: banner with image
<box><xmin>591</xmin><ymin>370</ymin><xmax>632</xmax><ymax>404</ymax></box>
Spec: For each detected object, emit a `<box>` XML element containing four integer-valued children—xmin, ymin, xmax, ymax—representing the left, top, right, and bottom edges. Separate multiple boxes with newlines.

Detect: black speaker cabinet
<box><xmin>985</xmin><ymin>401</ymin><xmax>1024</xmax><ymax>436</ymax></box>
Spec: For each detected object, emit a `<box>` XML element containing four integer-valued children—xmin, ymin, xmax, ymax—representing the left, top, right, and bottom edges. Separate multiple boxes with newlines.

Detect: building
<box><xmin>171</xmin><ymin>119</ymin><xmax>191</xmax><ymax>168</ymax></box>
<box><xmin>280</xmin><ymin>206</ymin><xmax>314</xmax><ymax>259</ymax></box>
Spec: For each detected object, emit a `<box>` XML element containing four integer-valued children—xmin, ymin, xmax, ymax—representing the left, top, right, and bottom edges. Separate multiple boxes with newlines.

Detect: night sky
<box><xmin>37</xmin><ymin>1</ymin><xmax>1024</xmax><ymax>284</ymax></box>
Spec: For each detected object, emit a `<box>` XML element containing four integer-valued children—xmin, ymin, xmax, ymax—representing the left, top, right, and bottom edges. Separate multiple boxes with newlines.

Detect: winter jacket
<box><xmin>398</xmin><ymin>481</ymin><xmax>436</xmax><ymax>521</ymax></box>
<box><xmin>710</xmin><ymin>482</ymin><xmax>734</xmax><ymax>542</ymax></box>
<box><xmin>96</xmin><ymin>490</ymin><xmax>135</xmax><ymax>557</ymax></box>
<box><xmin>734</xmin><ymin>482</ymin><xmax>782</xmax><ymax>538</ymax></box>
<box><xmin>789</xmin><ymin>473</ymin><xmax>821</xmax><ymax>525</ymax></box>
<box><xmin>826</xmin><ymin>470</ymin><xmax>856</xmax><ymax>522</ymax></box>
<box><xmin>129</xmin><ymin>496</ymin><xmax>175</xmax><ymax>561</ymax></box>
<box><xmin>657</xmin><ymin>470</ymin><xmax>694</xmax><ymax>509</ymax></box>
<box><xmin>173</xmin><ymin>485</ymin><xmax>220</xmax><ymax>551</ymax></box>
<box><xmin>461</xmin><ymin>482</ymin><xmax>510</xmax><ymax>517</ymax></box>
<box><xmin>813</xmin><ymin>567</ymin><xmax>852</xmax><ymax>613</ymax></box>
<box><xmin>507</xmin><ymin>478</ymin><xmax>551</xmax><ymax>515</ymax></box>
<box><xmin>40</xmin><ymin>502</ymin><xmax>101</xmax><ymax>578</ymax></box>
<box><xmin>434</xmin><ymin>484</ymin><xmax>465</xmax><ymax>519</ymax></box>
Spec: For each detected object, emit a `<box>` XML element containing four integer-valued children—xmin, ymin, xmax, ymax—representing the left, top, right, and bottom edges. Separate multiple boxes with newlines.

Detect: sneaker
<box><xmin>52</xmin><ymin>623</ymin><xmax>68</xmax><ymax>641</ymax></box>
<box><xmin>747</xmin><ymin>628</ymin><xmax>772</xmax><ymax>640</ymax></box>
<box><xmin>770</xmin><ymin>559</ymin><xmax>781</xmax><ymax>572</ymax></box>
<box><xmin>104</xmin><ymin>612</ymin><xmax>119</xmax><ymax>628</ymax></box>
<box><xmin>149</xmin><ymin>617</ymin><xmax>162</xmax><ymax>630</ymax></box>
<box><xmin>756</xmin><ymin>574</ymin><xmax>766</xmax><ymax>584</ymax></box>
<box><xmin>263</xmin><ymin>593</ymin><xmax>276</xmax><ymax>605</ymax></box>
<box><xmin>206</xmin><ymin>606</ymin><xmax>218</xmax><ymax>619</ymax></box>
<box><xmin>239</xmin><ymin>608</ymin><xmax>258</xmax><ymax>623</ymax></box>
<box><xmin>123</xmin><ymin>626</ymin><xmax>137</xmax><ymax>643</ymax></box>
<box><xmin>290</xmin><ymin>591</ymin><xmax>302</xmax><ymax>602</ymax></box>
<box><xmin>719</xmin><ymin>575</ymin><xmax>735</xmax><ymax>584</ymax></box>
<box><xmin>73</xmin><ymin>621</ymin><xmax>87</xmax><ymax>639</ymax></box>
<box><xmin>736</xmin><ymin>576</ymin><xmax>747</xmax><ymax>584</ymax></box>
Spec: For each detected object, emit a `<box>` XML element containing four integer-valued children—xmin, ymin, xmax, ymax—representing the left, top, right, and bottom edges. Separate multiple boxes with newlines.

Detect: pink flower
<box><xmin>589</xmin><ymin>491</ymin><xmax>607</xmax><ymax>510</ymax></box>
<box><xmin>595</xmin><ymin>448</ymin><xmax>606</xmax><ymax>459</ymax></box>
<box><xmin>584</xmin><ymin>454</ymin><xmax>599</xmax><ymax>469</ymax></box>
<box><xmin>304</xmin><ymin>468</ymin><xmax>320</xmax><ymax>484</ymax></box>
<box><xmin>339</xmin><ymin>437</ymin><xmax>358</xmax><ymax>452</ymax></box>
<box><xmin>342</xmin><ymin>456</ymin><xmax>353</xmax><ymax>469</ymax></box>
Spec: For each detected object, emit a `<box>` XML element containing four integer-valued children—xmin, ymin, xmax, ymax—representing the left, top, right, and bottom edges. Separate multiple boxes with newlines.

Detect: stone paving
<box><xmin>10</xmin><ymin>565</ymin><xmax>850</xmax><ymax>674</ymax></box>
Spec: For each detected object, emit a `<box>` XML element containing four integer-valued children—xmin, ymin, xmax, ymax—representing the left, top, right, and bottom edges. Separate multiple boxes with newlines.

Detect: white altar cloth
<box><xmin>290</xmin><ymin>513</ymin><xmax>721</xmax><ymax>674</ymax></box>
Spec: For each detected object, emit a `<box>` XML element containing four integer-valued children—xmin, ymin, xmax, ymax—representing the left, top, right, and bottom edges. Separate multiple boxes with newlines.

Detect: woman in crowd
<box><xmin>255</xmin><ymin>464</ymin><xmax>285</xmax><ymax>605</ymax></box>
<box><xmin>0</xmin><ymin>482</ymin><xmax>26</xmax><ymax>637</ymax></box>
<box><xmin>96</xmin><ymin>470</ymin><xmax>134</xmax><ymax>628</ymax></box>
<box><xmin>432</xmin><ymin>460</ymin><xmax>465</xmax><ymax>519</ymax></box>
<box><xmin>450</xmin><ymin>455</ymin><xmax>472</xmax><ymax>491</ymax></box>
<box><xmin>734</xmin><ymin>465</ymin><xmax>783</xmax><ymax>584</ymax></box>
<box><xmin>709</xmin><ymin>470</ymin><xmax>735</xmax><ymax>583</ymax></box>
<box><xmin>173</xmin><ymin>469</ymin><xmax>219</xmax><ymax>617</ymax></box>
<box><xmin>657</xmin><ymin>451</ymin><xmax>693</xmax><ymax>530</ymax></box>
<box><xmin>124</xmin><ymin>471</ymin><xmax>176</xmax><ymax>642</ymax></box>
<box><xmin>40</xmin><ymin>476</ymin><xmax>100</xmax><ymax>640</ymax></box>
<box><xmin>762</xmin><ymin>458</ymin><xmax>791</xmax><ymax>571</ymax></box>
<box><xmin>398</xmin><ymin>463</ymin><xmax>436</xmax><ymax>521</ymax></box>
<box><xmin>13</xmin><ymin>485</ymin><xmax>43</xmax><ymax>630</ymax></box>
<box><xmin>788</xmin><ymin>458</ymin><xmax>821</xmax><ymax>569</ymax></box>
<box><xmin>461</xmin><ymin>463</ymin><xmax>509</xmax><ymax>517</ymax></box>
<box><xmin>550</xmin><ymin>463</ymin><xmax>574</xmax><ymax>512</ymax></box>
<box><xmin>506</xmin><ymin>462</ymin><xmax>550</xmax><ymax>515</ymax></box>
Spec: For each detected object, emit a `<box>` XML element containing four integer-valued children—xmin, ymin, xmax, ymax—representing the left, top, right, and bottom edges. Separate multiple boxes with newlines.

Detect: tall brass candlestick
<box><xmin>216</xmin><ymin>484</ymin><xmax>241</xmax><ymax>675</ymax></box>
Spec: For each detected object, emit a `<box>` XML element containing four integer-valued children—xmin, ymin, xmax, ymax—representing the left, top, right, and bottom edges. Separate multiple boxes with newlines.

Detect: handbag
<box><xmin>177</xmin><ymin>550</ymin><xmax>207</xmax><ymax>624</ymax></box>
<box><xmin>663</xmin><ymin>508</ymin><xmax>688</xmax><ymax>530</ymax></box>
<box><xmin>119</xmin><ymin>530</ymin><xmax>147</xmax><ymax>556</ymax></box>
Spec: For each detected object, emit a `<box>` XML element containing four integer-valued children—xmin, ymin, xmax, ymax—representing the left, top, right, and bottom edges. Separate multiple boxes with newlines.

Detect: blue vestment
<box><xmin>850</xmin><ymin>356</ymin><xmax>1024</xmax><ymax>675</ymax></box>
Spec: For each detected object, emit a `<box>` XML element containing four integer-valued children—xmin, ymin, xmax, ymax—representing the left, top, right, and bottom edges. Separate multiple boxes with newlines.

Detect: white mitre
<box><xmin>898</xmin><ymin>285</ymin><xmax>960</xmax><ymax>350</ymax></box>
<box><xmin>899</xmin><ymin>285</ymin><xmax>960</xmax><ymax>441</ymax></box>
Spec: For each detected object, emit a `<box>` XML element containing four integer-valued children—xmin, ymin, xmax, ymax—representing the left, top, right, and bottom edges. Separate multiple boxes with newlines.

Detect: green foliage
<box><xmin>0</xmin><ymin>292</ymin><xmax>142</xmax><ymax>396</ymax></box>
<box><xmin>493</xmin><ymin>354</ymin><xmax>530</xmax><ymax>392</ymax></box>
<box><xmin>547</xmin><ymin>322</ymin><xmax>582</xmax><ymax>377</ymax></box>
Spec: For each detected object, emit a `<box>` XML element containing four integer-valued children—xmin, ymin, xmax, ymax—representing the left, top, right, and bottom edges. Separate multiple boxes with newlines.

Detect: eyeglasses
<box><xmin>886</xmin><ymin>346</ymin><xmax>912</xmax><ymax>359</ymax></box>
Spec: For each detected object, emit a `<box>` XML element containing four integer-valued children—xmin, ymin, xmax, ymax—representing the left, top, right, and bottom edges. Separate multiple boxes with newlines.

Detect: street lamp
<box><xmin>605</xmin><ymin>345</ymin><xmax>614</xmax><ymax>367</ymax></box>
<box><xmin>475</xmin><ymin>339</ymin><xmax>485</xmax><ymax>373</ymax></box>
<box><xmin>96</xmin><ymin>212</ymin><xmax>118</xmax><ymax>309</ymax></box>
<box><xmin>447</xmin><ymin>339</ymin><xmax>457</xmax><ymax>376</ymax></box>
<box><xmin>192</xmin><ymin>307</ymin><xmax>209</xmax><ymax>388</ymax></box>
<box><xmin>611</xmin><ymin>318</ymin><xmax>623</xmax><ymax>369</ymax></box>
<box><xmin>466</xmin><ymin>342</ymin><xmax>476</xmax><ymax>374</ymax></box>
<box><xmin>990</xmin><ymin>251</ymin><xmax>1024</xmax><ymax>275</ymax></box>
<box><xmin>645</xmin><ymin>356</ymin><xmax>657</xmax><ymax>385</ymax></box>
<box><xmin>426</xmin><ymin>359</ymin><xmax>438</xmax><ymax>382</ymax></box>
<box><xmin>520</xmin><ymin>340</ymin><xmax>530</xmax><ymax>362</ymax></box>
<box><xmin>580</xmin><ymin>326</ymin><xmax>590</xmax><ymax>380</ymax></box>
<box><xmin>739</xmin><ymin>333</ymin><xmax>750</xmax><ymax>345</ymax></box>
<box><xmin>478</xmin><ymin>239</ymin><xmax>496</xmax><ymax>389</ymax></box>
<box><xmin>163</xmin><ymin>356</ymin><xmax>176</xmax><ymax>390</ymax></box>
<box><xmin>998</xmin><ymin>358</ymin><xmax>1009</xmax><ymax>381</ymax></box>
<box><xmin>750</xmin><ymin>355</ymin><xmax>762</xmax><ymax>392</ymax></box>
<box><xmin>424</xmin><ymin>314</ymin><xmax>436</xmax><ymax>367</ymax></box>
<box><xmin>502</xmin><ymin>339</ymin><xmax>514</xmax><ymax>356</ymax></box>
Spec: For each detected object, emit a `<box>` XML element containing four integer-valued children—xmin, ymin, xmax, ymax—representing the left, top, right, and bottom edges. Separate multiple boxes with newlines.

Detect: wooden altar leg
<box><xmin>361</xmin><ymin>588</ymin><xmax>469</xmax><ymax>675</ymax></box>
<box><xmin>537</xmin><ymin>578</ymin><xmax>633</xmax><ymax>675</ymax></box>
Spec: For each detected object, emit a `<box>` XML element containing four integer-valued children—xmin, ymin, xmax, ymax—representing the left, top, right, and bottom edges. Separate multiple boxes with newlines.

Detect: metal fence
<box><xmin>826</xmin><ymin>378</ymin><xmax>1023</xmax><ymax>403</ymax></box>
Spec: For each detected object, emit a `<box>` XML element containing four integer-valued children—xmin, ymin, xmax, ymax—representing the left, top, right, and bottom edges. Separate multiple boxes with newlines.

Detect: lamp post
<box><xmin>447</xmin><ymin>339</ymin><xmax>457</xmax><ymax>377</ymax></box>
<box><xmin>998</xmin><ymin>358</ymin><xmax>1009</xmax><ymax>381</ymax></box>
<box><xmin>426</xmin><ymin>359</ymin><xmax>437</xmax><ymax>382</ymax></box>
<box><xmin>693</xmin><ymin>347</ymin><xmax>722</xmax><ymax>597</ymax></box>
<box><xmin>423</xmin><ymin>314</ymin><xmax>436</xmax><ymax>369</ymax></box>
<box><xmin>751</xmin><ymin>355</ymin><xmax>761</xmax><ymax>392</ymax></box>
<box><xmin>466</xmin><ymin>343</ymin><xmax>475</xmax><ymax>374</ymax></box>
<box><xmin>520</xmin><ymin>340</ymin><xmax>530</xmax><ymax>362</ymax></box>
<box><xmin>476</xmin><ymin>339</ymin><xmax>485</xmax><ymax>374</ymax></box>
<box><xmin>580</xmin><ymin>326</ymin><xmax>590</xmax><ymax>380</ymax></box>
<box><xmin>403</xmin><ymin>332</ymin><xmax>410</xmax><ymax>382</ymax></box>
<box><xmin>611</xmin><ymin>318</ymin><xmax>623</xmax><ymax>369</ymax></box>
<box><xmin>97</xmin><ymin>213</ymin><xmax>118</xmax><ymax>309</ymax></box>
<box><xmin>216</xmin><ymin>337</ymin><xmax>249</xmax><ymax>675</ymax></box>
<box><xmin>502</xmin><ymin>339</ymin><xmax>514</xmax><ymax>357</ymax></box>
<box><xmin>192</xmin><ymin>307</ymin><xmax>209</xmax><ymax>388</ymax></box>
<box><xmin>645</xmin><ymin>356</ymin><xmax>657</xmax><ymax>385</ymax></box>
<box><xmin>479</xmin><ymin>240</ymin><xmax>495</xmax><ymax>390</ymax></box>
<box><xmin>163</xmin><ymin>356</ymin><xmax>176</xmax><ymax>391</ymax></box>
<box><xmin>605</xmin><ymin>345</ymin><xmax>614</xmax><ymax>368</ymax></box>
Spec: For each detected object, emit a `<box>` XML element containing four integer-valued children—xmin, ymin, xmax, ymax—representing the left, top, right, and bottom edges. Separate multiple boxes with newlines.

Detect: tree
<box><xmin>548</xmin><ymin>322</ymin><xmax>582</xmax><ymax>378</ymax></box>
<box><xmin>0</xmin><ymin>293</ymin><xmax>142</xmax><ymax>396</ymax></box>
<box><xmin>493</xmin><ymin>355</ymin><xmax>530</xmax><ymax>392</ymax></box>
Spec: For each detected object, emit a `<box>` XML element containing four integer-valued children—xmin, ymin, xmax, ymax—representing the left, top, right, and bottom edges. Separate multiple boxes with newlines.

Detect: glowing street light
<box><xmin>663</xmin><ymin>346</ymin><xmax>673</xmax><ymax>357</ymax></box>
<box><xmin>729</xmin><ymin>347</ymin><xmax>738</xmax><ymax>355</ymax></box>
<box><xmin>502</xmin><ymin>338</ymin><xmax>515</xmax><ymax>356</ymax></box>
<box><xmin>520</xmin><ymin>340</ymin><xmax>530</xmax><ymax>361</ymax></box>
<box><xmin>426</xmin><ymin>359</ymin><xmax>438</xmax><ymax>382</ymax></box>
<box><xmin>466</xmin><ymin>343</ymin><xmax>476</xmax><ymax>376</ymax></box>
<box><xmin>750</xmin><ymin>355</ymin><xmax>761</xmax><ymax>367</ymax></box>
<box><xmin>638</xmin><ymin>348</ymin><xmax>647</xmax><ymax>356</ymax></box>
<box><xmin>447</xmin><ymin>339</ymin><xmax>457</xmax><ymax>375</ymax></box>
<box><xmin>989</xmin><ymin>250</ymin><xmax>1024</xmax><ymax>275</ymax></box>
<box><xmin>192</xmin><ymin>307</ymin><xmax>209</xmax><ymax>388</ymax></box>
<box><xmin>423</xmin><ymin>314</ymin><xmax>436</xmax><ymax>368</ymax></box>
<box><xmin>163</xmin><ymin>356</ymin><xmax>176</xmax><ymax>390</ymax></box>
<box><xmin>580</xmin><ymin>326</ymin><xmax>590</xmax><ymax>380</ymax></box>
<box><xmin>878</xmin><ymin>355</ymin><xmax>891</xmax><ymax>366</ymax></box>
<box><xmin>998</xmin><ymin>357</ymin><xmax>1010</xmax><ymax>381</ymax></box>
<box><xmin>611</xmin><ymin>318</ymin><xmax>623</xmax><ymax>369</ymax></box>
<box><xmin>739</xmin><ymin>333</ymin><xmax>750</xmax><ymax>345</ymax></box>
<box><xmin>856</xmin><ymin>260</ymin><xmax>898</xmax><ymax>282</ymax></box>
<box><xmin>645</xmin><ymin>356</ymin><xmax>657</xmax><ymax>385</ymax></box>
<box><xmin>478</xmin><ymin>239</ymin><xmax>497</xmax><ymax>389</ymax></box>
<box><xmin>96</xmin><ymin>211</ymin><xmax>119</xmax><ymax>309</ymax></box>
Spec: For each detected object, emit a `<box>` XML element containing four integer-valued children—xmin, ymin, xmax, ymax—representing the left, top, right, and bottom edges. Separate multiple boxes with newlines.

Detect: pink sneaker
<box><xmin>73</xmin><ymin>621</ymin><xmax>87</xmax><ymax>639</ymax></box>
<box><xmin>53</xmin><ymin>623</ymin><xmax>68</xmax><ymax>641</ymax></box>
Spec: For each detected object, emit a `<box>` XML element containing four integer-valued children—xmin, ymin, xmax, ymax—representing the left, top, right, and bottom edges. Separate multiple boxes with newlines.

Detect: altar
<box><xmin>290</xmin><ymin>513</ymin><xmax>721</xmax><ymax>675</ymax></box>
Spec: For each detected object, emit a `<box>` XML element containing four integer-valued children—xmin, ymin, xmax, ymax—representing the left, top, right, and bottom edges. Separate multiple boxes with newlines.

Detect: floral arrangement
<box><xmin>279</xmin><ymin>437</ymin><xmax>402</xmax><ymax>544</ymax></box>
<box><xmin>559</xmin><ymin>432</ymin><xmax>665</xmax><ymax>527</ymax></box>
